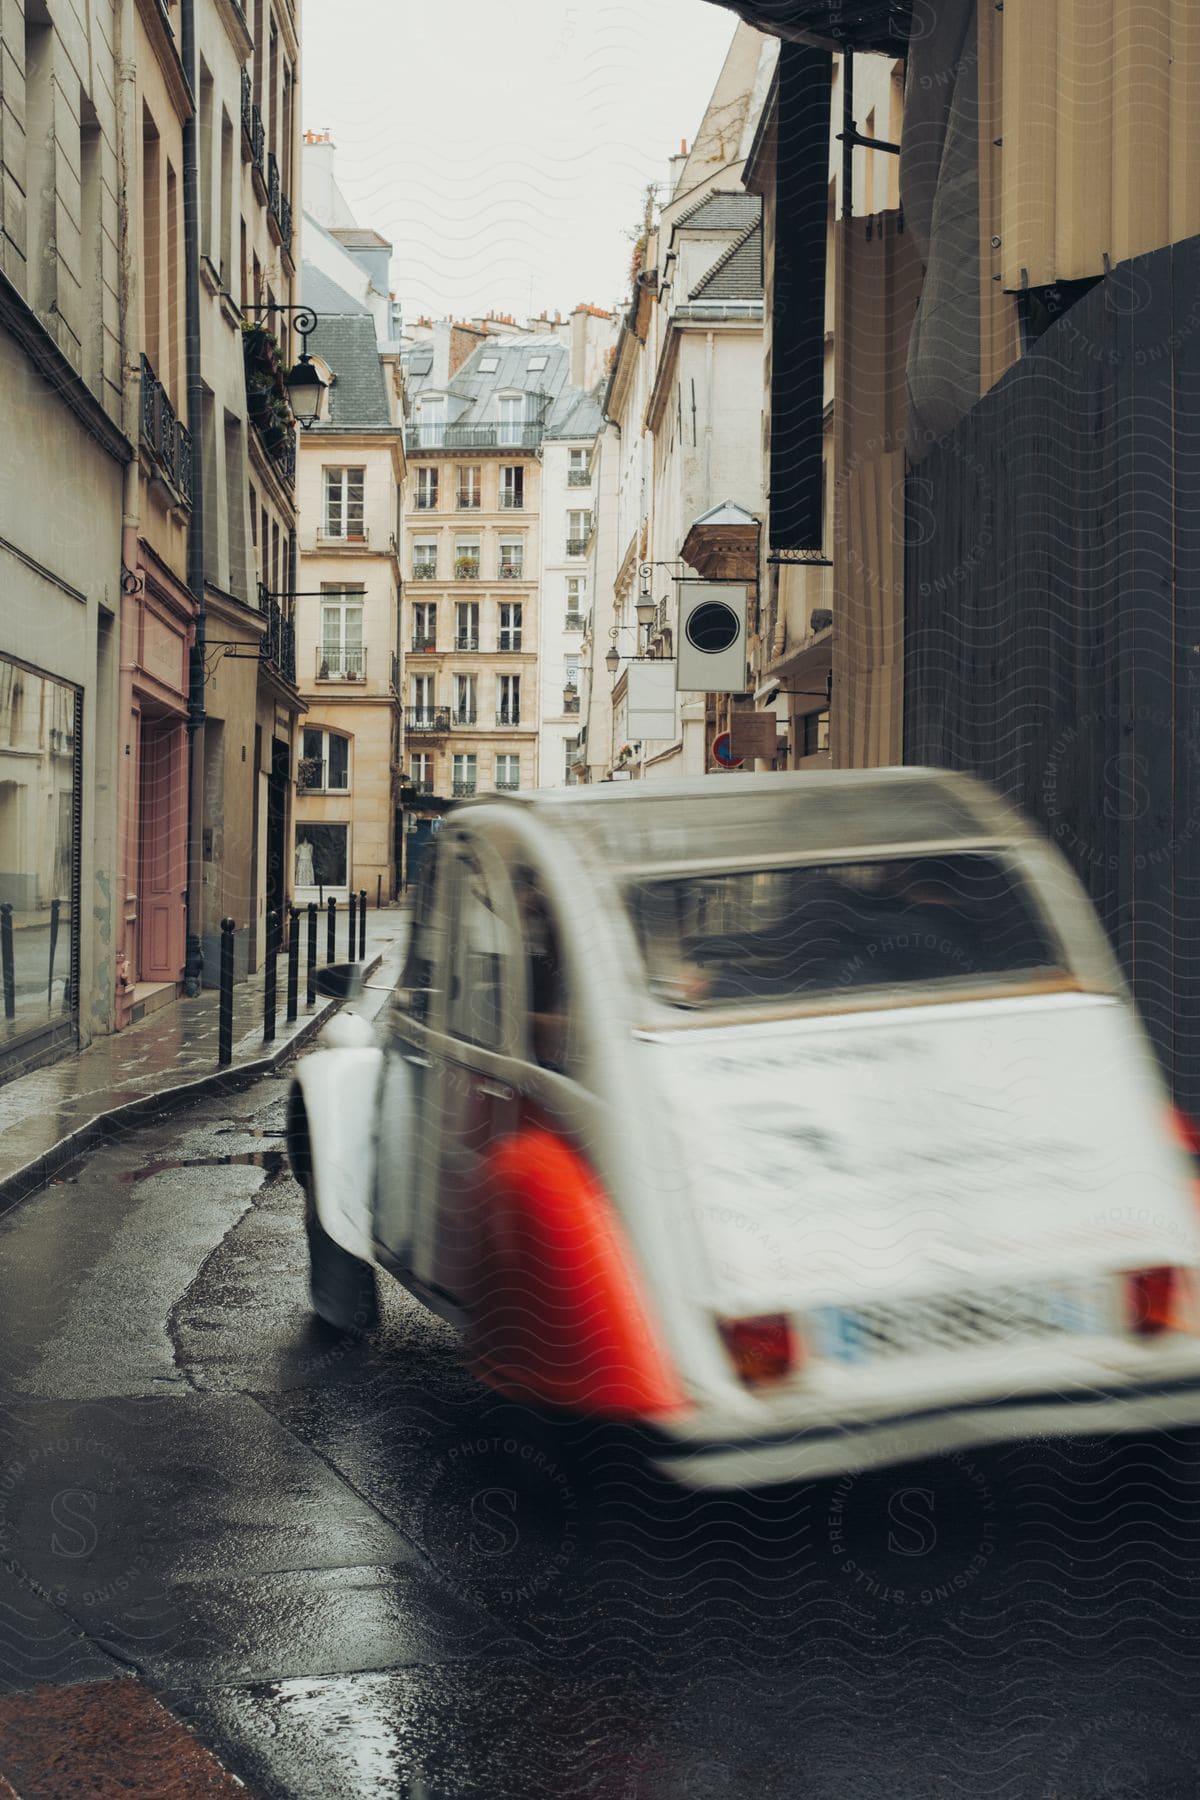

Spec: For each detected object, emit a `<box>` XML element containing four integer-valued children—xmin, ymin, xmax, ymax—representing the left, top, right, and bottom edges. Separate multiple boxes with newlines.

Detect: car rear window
<box><xmin>627</xmin><ymin>853</ymin><xmax>1065</xmax><ymax>1010</ymax></box>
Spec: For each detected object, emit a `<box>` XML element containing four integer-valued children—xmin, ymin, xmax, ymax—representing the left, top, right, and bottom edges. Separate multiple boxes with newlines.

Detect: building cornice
<box><xmin>0</xmin><ymin>270</ymin><xmax>132</xmax><ymax>469</ymax></box>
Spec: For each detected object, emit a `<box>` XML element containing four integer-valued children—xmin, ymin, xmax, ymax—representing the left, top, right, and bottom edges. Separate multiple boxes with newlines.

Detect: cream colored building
<box><xmin>294</xmin><ymin>263</ymin><xmax>404</xmax><ymax>903</ymax></box>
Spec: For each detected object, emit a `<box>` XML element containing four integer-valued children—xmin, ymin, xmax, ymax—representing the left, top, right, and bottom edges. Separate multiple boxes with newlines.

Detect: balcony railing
<box><xmin>498</xmin><ymin>562</ymin><xmax>524</xmax><ymax>580</ymax></box>
<box><xmin>452</xmin><ymin>780</ymin><xmax>477</xmax><ymax>797</ymax></box>
<box><xmin>251</xmin><ymin>104</ymin><xmax>265</xmax><ymax>177</ymax></box>
<box><xmin>411</xmin><ymin>634</ymin><xmax>438</xmax><ymax>653</ymax></box>
<box><xmin>404</xmin><ymin>423</ymin><xmax>544</xmax><ymax>452</ymax></box>
<box><xmin>268</xmin><ymin>151</ymin><xmax>281</xmax><ymax>217</ymax></box>
<box><xmin>405</xmin><ymin>707</ymin><xmax>450</xmax><ymax>734</ymax></box>
<box><xmin>566</xmin><ymin>537</ymin><xmax>589</xmax><ymax>556</ymax></box>
<box><xmin>564</xmin><ymin>611</ymin><xmax>585</xmax><ymax>632</ymax></box>
<box><xmin>454</xmin><ymin>561</ymin><xmax>481</xmax><ymax>581</ymax></box>
<box><xmin>259</xmin><ymin>588</ymin><xmax>296</xmax><ymax>684</ymax></box>
<box><xmin>567</xmin><ymin>468</ymin><xmax>592</xmax><ymax>487</ymax></box>
<box><xmin>413</xmin><ymin>493</ymin><xmax>438</xmax><ymax>510</ymax></box>
<box><xmin>410</xmin><ymin>779</ymin><xmax>435</xmax><ymax>795</ymax></box>
<box><xmin>454</xmin><ymin>635</ymin><xmax>479</xmax><ymax>652</ymax></box>
<box><xmin>316</xmin><ymin>647</ymin><xmax>366</xmax><ymax>680</ymax></box>
<box><xmin>498</xmin><ymin>633</ymin><xmax>523</xmax><ymax>653</ymax></box>
<box><xmin>495</xmin><ymin>779</ymin><xmax>520</xmax><ymax>791</ymax></box>
<box><xmin>456</xmin><ymin>494</ymin><xmax>481</xmax><ymax>510</ymax></box>
<box><xmin>279</xmin><ymin>194</ymin><xmax>293</xmax><ymax>257</ymax></box>
<box><xmin>411</xmin><ymin>564</ymin><xmax>438</xmax><ymax>581</ymax></box>
<box><xmin>496</xmin><ymin>710</ymin><xmax>521</xmax><ymax>727</ymax></box>
<box><xmin>318</xmin><ymin>525</ymin><xmax>369</xmax><ymax>546</ymax></box>
<box><xmin>240</xmin><ymin>68</ymin><xmax>253</xmax><ymax>153</ymax></box>
<box><xmin>498</xmin><ymin>492</ymin><xmax>524</xmax><ymax>509</ymax></box>
<box><xmin>453</xmin><ymin>709</ymin><xmax>478</xmax><ymax>727</ymax></box>
<box><xmin>139</xmin><ymin>355</ymin><xmax>192</xmax><ymax>506</ymax></box>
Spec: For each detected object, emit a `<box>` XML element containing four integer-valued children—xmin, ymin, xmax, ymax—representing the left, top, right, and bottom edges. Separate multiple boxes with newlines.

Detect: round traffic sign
<box><xmin>712</xmin><ymin>731</ymin><xmax>744</xmax><ymax>769</ymax></box>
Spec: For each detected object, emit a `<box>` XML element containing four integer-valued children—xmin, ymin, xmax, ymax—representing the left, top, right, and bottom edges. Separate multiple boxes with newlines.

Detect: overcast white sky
<box><xmin>301</xmin><ymin>0</ymin><xmax>738</xmax><ymax>323</ymax></box>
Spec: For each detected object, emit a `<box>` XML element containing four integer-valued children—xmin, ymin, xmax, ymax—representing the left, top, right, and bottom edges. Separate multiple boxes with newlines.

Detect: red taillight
<box><xmin>718</xmin><ymin>1313</ymin><xmax>799</xmax><ymax>1385</ymax></box>
<box><xmin>1169</xmin><ymin>1106</ymin><xmax>1200</xmax><ymax>1159</ymax></box>
<box><xmin>1126</xmin><ymin>1266</ymin><xmax>1176</xmax><ymax>1337</ymax></box>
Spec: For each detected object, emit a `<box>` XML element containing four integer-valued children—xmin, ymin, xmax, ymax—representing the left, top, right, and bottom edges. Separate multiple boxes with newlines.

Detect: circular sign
<box><xmin>712</xmin><ymin>731</ymin><xmax>744</xmax><ymax>769</ymax></box>
<box><xmin>686</xmin><ymin>600</ymin><xmax>740</xmax><ymax>654</ymax></box>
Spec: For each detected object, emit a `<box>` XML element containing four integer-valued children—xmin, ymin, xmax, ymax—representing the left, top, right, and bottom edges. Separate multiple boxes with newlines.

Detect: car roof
<box><xmin>453</xmin><ymin>767</ymin><xmax>1036</xmax><ymax>875</ymax></box>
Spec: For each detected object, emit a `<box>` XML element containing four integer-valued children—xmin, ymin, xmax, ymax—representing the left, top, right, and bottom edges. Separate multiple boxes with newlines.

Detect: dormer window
<box><xmin>478</xmin><ymin>355</ymin><xmax>499</xmax><ymax>373</ymax></box>
<box><xmin>416</xmin><ymin>394</ymin><xmax>446</xmax><ymax>447</ymax></box>
<box><xmin>497</xmin><ymin>393</ymin><xmax>525</xmax><ymax>448</ymax></box>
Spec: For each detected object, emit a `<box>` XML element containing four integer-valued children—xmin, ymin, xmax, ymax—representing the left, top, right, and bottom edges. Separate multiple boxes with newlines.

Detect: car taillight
<box><xmin>1126</xmin><ymin>1266</ymin><xmax>1176</xmax><ymax>1337</ymax></box>
<box><xmin>718</xmin><ymin>1313</ymin><xmax>799</xmax><ymax>1385</ymax></box>
<box><xmin>1169</xmin><ymin>1106</ymin><xmax>1200</xmax><ymax>1161</ymax></box>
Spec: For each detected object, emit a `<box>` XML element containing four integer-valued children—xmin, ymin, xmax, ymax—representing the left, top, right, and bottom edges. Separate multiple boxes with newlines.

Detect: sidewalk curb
<box><xmin>0</xmin><ymin>950</ymin><xmax>387</xmax><ymax>1213</ymax></box>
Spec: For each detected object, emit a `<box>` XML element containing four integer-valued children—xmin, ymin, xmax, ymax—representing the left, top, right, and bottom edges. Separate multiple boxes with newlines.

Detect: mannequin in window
<box><xmin>295</xmin><ymin>838</ymin><xmax>315</xmax><ymax>886</ymax></box>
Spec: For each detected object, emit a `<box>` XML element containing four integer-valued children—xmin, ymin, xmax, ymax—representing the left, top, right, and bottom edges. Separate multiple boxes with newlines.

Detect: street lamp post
<box><xmin>243</xmin><ymin>303</ymin><xmax>328</xmax><ymax>428</ymax></box>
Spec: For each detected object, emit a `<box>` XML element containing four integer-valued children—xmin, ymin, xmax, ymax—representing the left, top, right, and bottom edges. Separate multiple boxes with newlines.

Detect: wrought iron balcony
<box><xmin>496</xmin><ymin>710</ymin><xmax>521</xmax><ymax>727</ymax></box>
<box><xmin>567</xmin><ymin>468</ymin><xmax>592</xmax><ymax>487</ymax></box>
<box><xmin>404</xmin><ymin>423</ymin><xmax>544</xmax><ymax>452</ymax></box>
<box><xmin>316</xmin><ymin>647</ymin><xmax>366</xmax><ymax>681</ymax></box>
<box><xmin>279</xmin><ymin>193</ymin><xmax>293</xmax><ymax>256</ymax></box>
<box><xmin>410</xmin><ymin>779</ymin><xmax>434</xmax><ymax>795</ymax></box>
<box><xmin>406</xmin><ymin>707</ymin><xmax>451</xmax><ymax>734</ymax></box>
<box><xmin>267</xmin><ymin>152</ymin><xmax>282</xmax><ymax>224</ymax></box>
<box><xmin>413</xmin><ymin>493</ymin><xmax>438</xmax><ymax>510</ymax></box>
<box><xmin>139</xmin><ymin>355</ymin><xmax>192</xmax><ymax>506</ymax></box>
<box><xmin>240</xmin><ymin>68</ymin><xmax>253</xmax><ymax>151</ymax></box>
<box><xmin>495</xmin><ymin>779</ymin><xmax>520</xmax><ymax>791</ymax></box>
<box><xmin>411</xmin><ymin>563</ymin><xmax>438</xmax><ymax>580</ymax></box>
<box><xmin>251</xmin><ymin>104</ymin><xmax>265</xmax><ymax>177</ymax></box>
<box><xmin>259</xmin><ymin>589</ymin><xmax>296</xmax><ymax>684</ymax></box>
<box><xmin>456</xmin><ymin>494</ymin><xmax>481</xmax><ymax>510</ymax></box>
<box><xmin>564</xmin><ymin>611</ymin><xmax>585</xmax><ymax>632</ymax></box>
<box><xmin>565</xmin><ymin>537</ymin><xmax>589</xmax><ymax>556</ymax></box>
<box><xmin>411</xmin><ymin>634</ymin><xmax>438</xmax><ymax>653</ymax></box>
<box><xmin>454</xmin><ymin>560</ymin><xmax>481</xmax><ymax>581</ymax></box>
<box><xmin>452</xmin><ymin>780</ymin><xmax>477</xmax><ymax>797</ymax></box>
<box><xmin>498</xmin><ymin>492</ymin><xmax>524</xmax><ymax>509</ymax></box>
<box><xmin>454</xmin><ymin>635</ymin><xmax>479</xmax><ymax>652</ymax></box>
<box><xmin>497</xmin><ymin>633</ymin><xmax>523</xmax><ymax>653</ymax></box>
<box><xmin>498</xmin><ymin>562</ymin><xmax>524</xmax><ymax>580</ymax></box>
<box><xmin>452</xmin><ymin>709</ymin><xmax>478</xmax><ymax>727</ymax></box>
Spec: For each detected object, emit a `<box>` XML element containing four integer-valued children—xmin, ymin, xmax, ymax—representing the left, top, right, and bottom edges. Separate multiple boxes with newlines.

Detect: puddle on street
<box><xmin>120</xmin><ymin>1149</ymin><xmax>289</xmax><ymax>1183</ymax></box>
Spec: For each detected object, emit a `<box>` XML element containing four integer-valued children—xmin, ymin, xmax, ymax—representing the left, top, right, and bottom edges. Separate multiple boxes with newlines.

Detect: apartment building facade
<box><xmin>537</xmin><ymin>395</ymin><xmax>605</xmax><ymax>788</ymax></box>
<box><xmin>0</xmin><ymin>0</ymin><xmax>127</xmax><ymax>1077</ymax></box>
<box><xmin>294</xmin><ymin>269</ymin><xmax>404</xmax><ymax>904</ymax></box>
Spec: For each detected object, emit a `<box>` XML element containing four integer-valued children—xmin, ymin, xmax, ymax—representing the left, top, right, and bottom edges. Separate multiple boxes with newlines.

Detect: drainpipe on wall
<box><xmin>181</xmin><ymin>0</ymin><xmax>207</xmax><ymax>995</ymax></box>
<box><xmin>115</xmin><ymin>0</ymin><xmax>140</xmax><ymax>1013</ymax></box>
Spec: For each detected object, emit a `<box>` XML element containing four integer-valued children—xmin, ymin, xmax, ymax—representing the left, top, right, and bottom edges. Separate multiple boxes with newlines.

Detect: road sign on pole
<box><xmin>711</xmin><ymin>731</ymin><xmax>744</xmax><ymax>770</ymax></box>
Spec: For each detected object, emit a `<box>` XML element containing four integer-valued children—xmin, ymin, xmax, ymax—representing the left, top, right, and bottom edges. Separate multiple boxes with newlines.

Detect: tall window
<box><xmin>412</xmin><ymin>539</ymin><xmax>437</xmax><ymax>579</ymax></box>
<box><xmin>567</xmin><ymin>510</ymin><xmax>592</xmax><ymax>554</ymax></box>
<box><xmin>417</xmin><ymin>395</ymin><xmax>446</xmax><ymax>447</ymax></box>
<box><xmin>410</xmin><ymin>672</ymin><xmax>436</xmax><ymax>725</ymax></box>
<box><xmin>452</xmin><ymin>752</ymin><xmax>477</xmax><ymax>797</ymax></box>
<box><xmin>456</xmin><ymin>465</ymin><xmax>481</xmax><ymax>509</ymax></box>
<box><xmin>300</xmin><ymin>726</ymin><xmax>350</xmax><ymax>792</ymax></box>
<box><xmin>454</xmin><ymin>673</ymin><xmax>477</xmax><ymax>725</ymax></box>
<box><xmin>568</xmin><ymin>447</ymin><xmax>590</xmax><ymax>485</ymax></box>
<box><xmin>500</xmin><ymin>465</ymin><xmax>524</xmax><ymax>509</ymax></box>
<box><xmin>410</xmin><ymin>750</ymin><xmax>433</xmax><ymax>793</ymax></box>
<box><xmin>497</xmin><ymin>394</ymin><xmax>525</xmax><ymax>447</ymax></box>
<box><xmin>323</xmin><ymin>466</ymin><xmax>365</xmax><ymax>539</ymax></box>
<box><xmin>498</xmin><ymin>539</ymin><xmax>524</xmax><ymax>578</ymax></box>
<box><xmin>455</xmin><ymin>601</ymin><xmax>479</xmax><ymax>650</ymax></box>
<box><xmin>412</xmin><ymin>601</ymin><xmax>437</xmax><ymax>650</ymax></box>
<box><xmin>455</xmin><ymin>539</ymin><xmax>480</xmax><ymax>580</ymax></box>
<box><xmin>497</xmin><ymin>674</ymin><xmax>521</xmax><ymax>726</ymax></box>
<box><xmin>319</xmin><ymin>588</ymin><xmax>364</xmax><ymax>679</ymax></box>
<box><xmin>414</xmin><ymin>467</ymin><xmax>439</xmax><ymax>510</ymax></box>
<box><xmin>566</xmin><ymin>576</ymin><xmax>585</xmax><ymax>627</ymax></box>
<box><xmin>498</xmin><ymin>602</ymin><xmax>523</xmax><ymax>652</ymax></box>
<box><xmin>495</xmin><ymin>754</ymin><xmax>520</xmax><ymax>791</ymax></box>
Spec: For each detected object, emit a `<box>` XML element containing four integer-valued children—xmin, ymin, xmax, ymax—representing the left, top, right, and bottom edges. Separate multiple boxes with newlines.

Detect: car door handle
<box><xmin>476</xmin><ymin>1079</ymin><xmax>513</xmax><ymax>1101</ymax></box>
<box><xmin>403</xmin><ymin>1051</ymin><xmax>434</xmax><ymax>1068</ymax></box>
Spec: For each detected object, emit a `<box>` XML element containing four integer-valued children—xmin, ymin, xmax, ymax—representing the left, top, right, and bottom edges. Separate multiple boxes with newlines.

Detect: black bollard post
<box><xmin>306</xmin><ymin>902</ymin><xmax>317</xmax><ymax>1005</ymax></box>
<box><xmin>347</xmin><ymin>889</ymin><xmax>357</xmax><ymax>960</ymax></box>
<box><xmin>47</xmin><ymin>897</ymin><xmax>60</xmax><ymax>1008</ymax></box>
<box><xmin>218</xmin><ymin>918</ymin><xmax>235</xmax><ymax>1066</ymax></box>
<box><xmin>286</xmin><ymin>905</ymin><xmax>300</xmax><ymax>1023</ymax></box>
<box><xmin>326</xmin><ymin>895</ymin><xmax>336</xmax><ymax>963</ymax></box>
<box><xmin>263</xmin><ymin>908</ymin><xmax>278</xmax><ymax>1043</ymax></box>
<box><xmin>376</xmin><ymin>874</ymin><xmax>381</xmax><ymax>911</ymax></box>
<box><xmin>359</xmin><ymin>889</ymin><xmax>367</xmax><ymax>959</ymax></box>
<box><xmin>0</xmin><ymin>903</ymin><xmax>14</xmax><ymax>1021</ymax></box>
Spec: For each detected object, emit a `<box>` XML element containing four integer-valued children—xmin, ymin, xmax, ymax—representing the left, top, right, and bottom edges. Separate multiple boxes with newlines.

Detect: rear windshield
<box><xmin>627</xmin><ymin>853</ymin><xmax>1065</xmax><ymax>1010</ymax></box>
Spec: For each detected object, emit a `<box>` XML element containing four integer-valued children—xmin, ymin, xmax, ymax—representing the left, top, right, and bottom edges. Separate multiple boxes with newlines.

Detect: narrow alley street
<box><xmin>0</xmin><ymin>1027</ymin><xmax>1198</xmax><ymax>1798</ymax></box>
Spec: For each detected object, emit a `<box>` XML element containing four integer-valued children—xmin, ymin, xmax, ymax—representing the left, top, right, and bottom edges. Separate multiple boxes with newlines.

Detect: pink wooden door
<box><xmin>137</xmin><ymin>719</ymin><xmax>186</xmax><ymax>983</ymax></box>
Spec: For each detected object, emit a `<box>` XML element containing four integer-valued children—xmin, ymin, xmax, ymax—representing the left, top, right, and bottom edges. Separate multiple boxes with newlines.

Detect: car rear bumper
<box><xmin>647</xmin><ymin>1372</ymin><xmax>1200</xmax><ymax>1489</ymax></box>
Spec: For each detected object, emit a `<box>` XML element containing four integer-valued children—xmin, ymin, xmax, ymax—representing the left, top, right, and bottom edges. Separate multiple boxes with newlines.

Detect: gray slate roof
<box><xmin>301</xmin><ymin>263</ymin><xmax>390</xmax><ymax>430</ymax></box>
<box><xmin>545</xmin><ymin>385</ymin><xmax>605</xmax><ymax>441</ymax></box>
<box><xmin>690</xmin><ymin>220</ymin><xmax>764</xmax><ymax>300</ymax></box>
<box><xmin>674</xmin><ymin>190</ymin><xmax>761</xmax><ymax>231</ymax></box>
<box><xmin>405</xmin><ymin>334</ymin><xmax>601</xmax><ymax>441</ymax></box>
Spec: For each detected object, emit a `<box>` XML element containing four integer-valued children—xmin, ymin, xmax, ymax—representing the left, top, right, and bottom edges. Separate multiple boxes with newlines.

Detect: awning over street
<box><xmin>705</xmin><ymin>0</ymin><xmax>913</xmax><ymax>55</ymax></box>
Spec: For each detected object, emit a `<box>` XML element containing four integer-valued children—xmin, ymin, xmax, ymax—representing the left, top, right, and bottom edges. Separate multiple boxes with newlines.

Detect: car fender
<box><xmin>288</xmin><ymin>1047</ymin><xmax>384</xmax><ymax>1263</ymax></box>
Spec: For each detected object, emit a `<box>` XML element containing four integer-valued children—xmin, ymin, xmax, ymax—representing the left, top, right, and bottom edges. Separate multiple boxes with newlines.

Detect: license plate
<box><xmin>810</xmin><ymin>1277</ymin><xmax>1114</xmax><ymax>1366</ymax></box>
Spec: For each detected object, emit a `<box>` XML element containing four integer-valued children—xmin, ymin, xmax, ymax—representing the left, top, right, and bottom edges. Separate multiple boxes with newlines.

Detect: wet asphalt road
<box><xmin>1</xmin><ymin>1073</ymin><xmax>1200</xmax><ymax>1796</ymax></box>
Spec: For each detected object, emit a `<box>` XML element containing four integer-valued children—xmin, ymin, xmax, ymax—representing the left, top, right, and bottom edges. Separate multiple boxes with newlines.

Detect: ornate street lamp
<box><xmin>245</xmin><ymin>303</ymin><xmax>328</xmax><ymax>428</ymax></box>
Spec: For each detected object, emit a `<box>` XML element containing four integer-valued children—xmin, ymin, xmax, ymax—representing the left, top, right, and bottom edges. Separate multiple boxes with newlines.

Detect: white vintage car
<box><xmin>286</xmin><ymin>769</ymin><xmax>1200</xmax><ymax>1488</ymax></box>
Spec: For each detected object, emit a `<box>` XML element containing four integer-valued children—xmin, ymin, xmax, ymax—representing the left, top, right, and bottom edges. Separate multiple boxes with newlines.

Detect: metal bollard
<box><xmin>263</xmin><ymin>908</ymin><xmax>278</xmax><ymax>1043</ymax></box>
<box><xmin>286</xmin><ymin>905</ymin><xmax>300</xmax><ymax>1023</ymax></box>
<box><xmin>359</xmin><ymin>889</ymin><xmax>367</xmax><ymax>959</ymax></box>
<box><xmin>326</xmin><ymin>895</ymin><xmax>336</xmax><ymax>963</ymax></box>
<box><xmin>347</xmin><ymin>889</ymin><xmax>357</xmax><ymax>960</ymax></box>
<box><xmin>306</xmin><ymin>902</ymin><xmax>318</xmax><ymax>1006</ymax></box>
<box><xmin>376</xmin><ymin>874</ymin><xmax>382</xmax><ymax>911</ymax></box>
<box><xmin>0</xmin><ymin>903</ymin><xmax>14</xmax><ymax>1021</ymax></box>
<box><xmin>218</xmin><ymin>918</ymin><xmax>236</xmax><ymax>1066</ymax></box>
<box><xmin>47</xmin><ymin>897</ymin><xmax>60</xmax><ymax>1008</ymax></box>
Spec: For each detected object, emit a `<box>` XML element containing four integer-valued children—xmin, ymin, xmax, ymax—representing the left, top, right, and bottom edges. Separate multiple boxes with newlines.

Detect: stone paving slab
<box><xmin>0</xmin><ymin>910</ymin><xmax>407</xmax><ymax>1212</ymax></box>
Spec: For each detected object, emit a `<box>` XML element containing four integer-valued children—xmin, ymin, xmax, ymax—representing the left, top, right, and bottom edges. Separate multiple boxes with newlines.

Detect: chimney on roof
<box><xmin>449</xmin><ymin>321</ymin><xmax>485</xmax><ymax>376</ymax></box>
